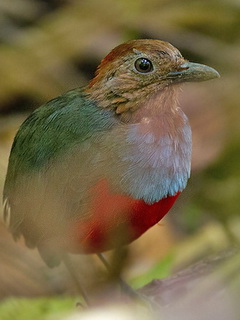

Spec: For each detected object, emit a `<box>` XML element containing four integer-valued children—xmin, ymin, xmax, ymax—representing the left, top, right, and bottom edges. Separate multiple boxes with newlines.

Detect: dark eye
<box><xmin>134</xmin><ymin>58</ymin><xmax>153</xmax><ymax>73</ymax></box>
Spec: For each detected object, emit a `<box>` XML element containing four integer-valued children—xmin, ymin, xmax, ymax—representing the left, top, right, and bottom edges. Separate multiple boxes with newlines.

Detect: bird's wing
<box><xmin>2</xmin><ymin>89</ymin><xmax>116</xmax><ymax>265</ymax></box>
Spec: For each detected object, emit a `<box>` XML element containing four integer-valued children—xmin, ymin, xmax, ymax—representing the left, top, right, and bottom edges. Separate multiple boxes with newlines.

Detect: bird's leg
<box><xmin>97</xmin><ymin>252</ymin><xmax>140</xmax><ymax>299</ymax></box>
<box><xmin>62</xmin><ymin>254</ymin><xmax>90</xmax><ymax>307</ymax></box>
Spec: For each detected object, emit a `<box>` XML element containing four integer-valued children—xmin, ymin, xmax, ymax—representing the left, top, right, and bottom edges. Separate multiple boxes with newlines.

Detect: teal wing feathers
<box><xmin>2</xmin><ymin>88</ymin><xmax>115</xmax><ymax>266</ymax></box>
<box><xmin>4</xmin><ymin>89</ymin><xmax>114</xmax><ymax>184</ymax></box>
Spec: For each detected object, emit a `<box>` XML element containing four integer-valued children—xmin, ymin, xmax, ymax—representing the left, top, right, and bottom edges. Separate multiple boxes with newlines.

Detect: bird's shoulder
<box><xmin>3</xmin><ymin>88</ymin><xmax>116</xmax><ymax>194</ymax></box>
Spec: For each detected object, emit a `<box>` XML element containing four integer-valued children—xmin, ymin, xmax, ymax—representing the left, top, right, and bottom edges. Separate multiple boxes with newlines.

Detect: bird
<box><xmin>2</xmin><ymin>39</ymin><xmax>219</xmax><ymax>272</ymax></box>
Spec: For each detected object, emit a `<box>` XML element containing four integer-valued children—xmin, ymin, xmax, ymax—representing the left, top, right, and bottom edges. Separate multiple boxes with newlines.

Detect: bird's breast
<box><xmin>112</xmin><ymin>110</ymin><xmax>192</xmax><ymax>204</ymax></box>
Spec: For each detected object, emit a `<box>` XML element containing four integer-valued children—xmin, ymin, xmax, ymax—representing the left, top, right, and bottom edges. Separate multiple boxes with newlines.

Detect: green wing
<box><xmin>2</xmin><ymin>88</ymin><xmax>115</xmax><ymax>266</ymax></box>
<box><xmin>4</xmin><ymin>89</ymin><xmax>114</xmax><ymax>187</ymax></box>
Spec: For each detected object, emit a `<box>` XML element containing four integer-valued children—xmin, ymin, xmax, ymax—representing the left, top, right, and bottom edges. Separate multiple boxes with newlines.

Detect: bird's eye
<box><xmin>134</xmin><ymin>58</ymin><xmax>153</xmax><ymax>73</ymax></box>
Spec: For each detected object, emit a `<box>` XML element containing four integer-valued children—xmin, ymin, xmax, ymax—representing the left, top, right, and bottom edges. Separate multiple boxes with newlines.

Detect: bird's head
<box><xmin>86</xmin><ymin>39</ymin><xmax>219</xmax><ymax>115</ymax></box>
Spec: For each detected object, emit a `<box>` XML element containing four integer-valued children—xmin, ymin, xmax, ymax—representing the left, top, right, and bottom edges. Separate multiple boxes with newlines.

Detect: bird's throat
<box><xmin>119</xmin><ymin>85</ymin><xmax>181</xmax><ymax>122</ymax></box>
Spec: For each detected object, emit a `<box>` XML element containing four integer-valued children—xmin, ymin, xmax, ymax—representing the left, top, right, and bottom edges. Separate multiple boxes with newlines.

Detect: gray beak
<box><xmin>167</xmin><ymin>62</ymin><xmax>220</xmax><ymax>83</ymax></box>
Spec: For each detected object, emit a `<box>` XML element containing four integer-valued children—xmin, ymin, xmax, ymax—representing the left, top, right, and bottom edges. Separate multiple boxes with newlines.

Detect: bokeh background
<box><xmin>0</xmin><ymin>0</ymin><xmax>240</xmax><ymax>318</ymax></box>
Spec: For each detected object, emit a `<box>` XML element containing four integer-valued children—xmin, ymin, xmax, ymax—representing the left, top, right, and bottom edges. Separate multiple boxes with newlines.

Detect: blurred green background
<box><xmin>0</xmin><ymin>0</ymin><xmax>240</xmax><ymax>318</ymax></box>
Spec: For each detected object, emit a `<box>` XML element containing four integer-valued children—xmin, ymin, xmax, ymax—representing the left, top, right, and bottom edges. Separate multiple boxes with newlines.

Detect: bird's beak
<box><xmin>167</xmin><ymin>62</ymin><xmax>220</xmax><ymax>83</ymax></box>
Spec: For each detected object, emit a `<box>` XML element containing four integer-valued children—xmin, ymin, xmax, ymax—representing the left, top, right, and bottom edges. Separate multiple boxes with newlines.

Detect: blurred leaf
<box><xmin>0</xmin><ymin>297</ymin><xmax>76</xmax><ymax>320</ymax></box>
<box><xmin>130</xmin><ymin>253</ymin><xmax>174</xmax><ymax>289</ymax></box>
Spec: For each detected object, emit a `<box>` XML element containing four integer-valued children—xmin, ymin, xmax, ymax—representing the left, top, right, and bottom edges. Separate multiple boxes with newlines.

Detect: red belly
<box><xmin>70</xmin><ymin>180</ymin><xmax>180</xmax><ymax>253</ymax></box>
